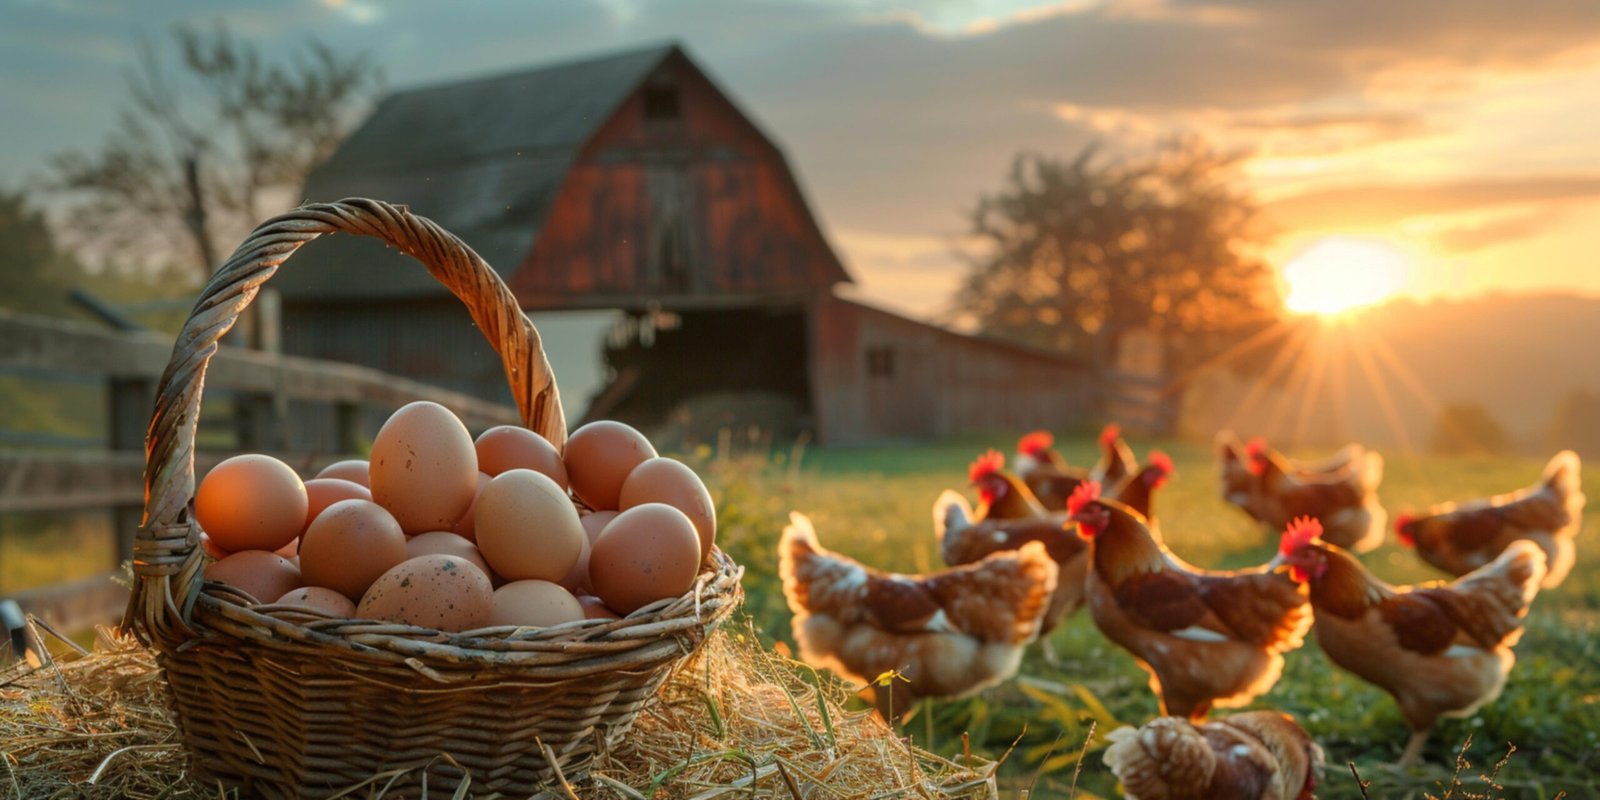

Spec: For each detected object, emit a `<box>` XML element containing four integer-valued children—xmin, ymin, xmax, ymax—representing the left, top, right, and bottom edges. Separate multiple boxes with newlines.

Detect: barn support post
<box><xmin>107</xmin><ymin>377</ymin><xmax>153</xmax><ymax>565</ymax></box>
<box><xmin>335</xmin><ymin>401</ymin><xmax>364</xmax><ymax>455</ymax></box>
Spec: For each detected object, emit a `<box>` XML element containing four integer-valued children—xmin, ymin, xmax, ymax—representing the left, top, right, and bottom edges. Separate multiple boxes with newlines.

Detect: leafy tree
<box><xmin>49</xmin><ymin>23</ymin><xmax>381</xmax><ymax>280</ymax></box>
<box><xmin>0</xmin><ymin>189</ymin><xmax>82</xmax><ymax>316</ymax></box>
<box><xmin>951</xmin><ymin>137</ymin><xmax>1280</xmax><ymax>371</ymax></box>
<box><xmin>1429</xmin><ymin>402</ymin><xmax>1511</xmax><ymax>456</ymax></box>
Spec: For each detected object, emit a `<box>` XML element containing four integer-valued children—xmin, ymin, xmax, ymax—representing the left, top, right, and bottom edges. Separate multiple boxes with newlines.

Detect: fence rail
<box><xmin>0</xmin><ymin>310</ymin><xmax>520</xmax><ymax>646</ymax></box>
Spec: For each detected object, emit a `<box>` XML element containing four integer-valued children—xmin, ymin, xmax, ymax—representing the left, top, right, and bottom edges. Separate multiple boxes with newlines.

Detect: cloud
<box><xmin>1267</xmin><ymin>176</ymin><xmax>1600</xmax><ymax>230</ymax></box>
<box><xmin>1431</xmin><ymin>209</ymin><xmax>1569</xmax><ymax>253</ymax></box>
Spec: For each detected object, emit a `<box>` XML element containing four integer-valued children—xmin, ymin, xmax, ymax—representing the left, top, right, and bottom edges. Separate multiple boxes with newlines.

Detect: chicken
<box><xmin>937</xmin><ymin>450</ymin><xmax>1168</xmax><ymax>633</ymax></box>
<box><xmin>779</xmin><ymin>511</ymin><xmax>1057</xmax><ymax>722</ymax></box>
<box><xmin>1112</xmin><ymin>450</ymin><xmax>1175</xmax><ymax>524</ymax></box>
<box><xmin>1275</xmin><ymin>516</ymin><xmax>1547</xmax><ymax>767</ymax></box>
<box><xmin>1069</xmin><ymin>482</ymin><xmax>1311</xmax><ymax>720</ymax></box>
<box><xmin>1244</xmin><ymin>439</ymin><xmax>1386</xmax><ymax>553</ymax></box>
<box><xmin>1093</xmin><ymin>422</ymin><xmax>1140</xmax><ymax>487</ymax></box>
<box><xmin>1104</xmin><ymin>711</ymin><xmax>1324</xmax><ymax>800</ymax></box>
<box><xmin>1216</xmin><ymin>433</ymin><xmax>1364</xmax><ymax>518</ymax></box>
<box><xmin>1397</xmin><ymin>450</ymin><xmax>1584</xmax><ymax>588</ymax></box>
<box><xmin>1015</xmin><ymin>430</ymin><xmax>1090</xmax><ymax>511</ymax></box>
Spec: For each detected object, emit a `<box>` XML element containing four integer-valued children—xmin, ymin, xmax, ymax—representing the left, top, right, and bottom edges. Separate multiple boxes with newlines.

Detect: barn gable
<box><xmin>274</xmin><ymin>44</ymin><xmax>850</xmax><ymax>306</ymax></box>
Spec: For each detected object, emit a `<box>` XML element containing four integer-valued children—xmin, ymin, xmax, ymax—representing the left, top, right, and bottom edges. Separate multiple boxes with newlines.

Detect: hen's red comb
<box><xmin>1147</xmin><ymin>450</ymin><xmax>1174</xmax><ymax>477</ymax></box>
<box><xmin>1279</xmin><ymin>516</ymin><xmax>1323</xmax><ymax>556</ymax></box>
<box><xmin>1099</xmin><ymin>423</ymin><xmax>1122</xmax><ymax>448</ymax></box>
<box><xmin>1018</xmin><ymin>430</ymin><xmax>1054</xmax><ymax>456</ymax></box>
<box><xmin>969</xmin><ymin>449</ymin><xmax>1006</xmax><ymax>484</ymax></box>
<box><xmin>1244</xmin><ymin>437</ymin><xmax>1267</xmax><ymax>459</ymax></box>
<box><xmin>1067</xmin><ymin>480</ymin><xmax>1102</xmax><ymax>517</ymax></box>
<box><xmin>1245</xmin><ymin>437</ymin><xmax>1269</xmax><ymax>476</ymax></box>
<box><xmin>1394</xmin><ymin>513</ymin><xmax>1418</xmax><ymax>547</ymax></box>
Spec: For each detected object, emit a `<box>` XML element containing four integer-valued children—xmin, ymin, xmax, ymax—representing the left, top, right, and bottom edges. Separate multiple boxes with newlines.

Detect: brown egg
<box><xmin>300</xmin><ymin>499</ymin><xmax>408</xmax><ymax>601</ymax></box>
<box><xmin>475</xmin><ymin>469</ymin><xmax>584</xmax><ymax>582</ymax></box>
<box><xmin>275</xmin><ymin>538</ymin><xmax>300</xmax><ymax>557</ymax></box>
<box><xmin>405</xmin><ymin>531</ymin><xmax>491</xmax><ymax>577</ymax></box>
<box><xmin>199</xmin><ymin>532</ymin><xmax>230</xmax><ymax>560</ymax></box>
<box><xmin>619</xmin><ymin>457</ymin><xmax>717</xmax><ymax>559</ymax></box>
<box><xmin>303</xmin><ymin>478</ymin><xmax>372</xmax><ymax>531</ymax></box>
<box><xmin>589</xmin><ymin>503</ymin><xmax>700</xmax><ymax>615</ymax></box>
<box><xmin>557</xmin><ymin>530</ymin><xmax>592</xmax><ymax>594</ymax></box>
<box><xmin>488</xmin><ymin>580</ymin><xmax>584</xmax><ymax>627</ymax></box>
<box><xmin>475</xmin><ymin>426</ymin><xmax>569</xmax><ymax>488</ymax></box>
<box><xmin>204</xmin><ymin>551</ymin><xmax>301</xmax><ymax>604</ymax></box>
<box><xmin>194</xmin><ymin>454</ymin><xmax>308</xmax><ymax>553</ymax></box>
<box><xmin>357</xmin><ymin>555</ymin><xmax>493</xmax><ymax>632</ymax></box>
<box><xmin>577</xmin><ymin>595</ymin><xmax>621</xmax><ymax>621</ymax></box>
<box><xmin>451</xmin><ymin>472</ymin><xmax>492</xmax><ymax>543</ymax></box>
<box><xmin>563</xmin><ymin>421</ymin><xmax>657</xmax><ymax>510</ymax></box>
<box><xmin>370</xmin><ymin>402</ymin><xmax>479</xmax><ymax>535</ymax></box>
<box><xmin>580</xmin><ymin>510</ymin><xmax>618</xmax><ymax>545</ymax></box>
<box><xmin>316</xmin><ymin>459</ymin><xmax>371</xmax><ymax>487</ymax></box>
<box><xmin>275</xmin><ymin>586</ymin><xmax>356</xmax><ymax>617</ymax></box>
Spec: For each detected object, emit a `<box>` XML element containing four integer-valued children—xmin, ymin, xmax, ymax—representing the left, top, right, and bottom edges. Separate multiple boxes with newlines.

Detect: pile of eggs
<box><xmin>196</xmin><ymin>401</ymin><xmax>717</xmax><ymax>632</ymax></box>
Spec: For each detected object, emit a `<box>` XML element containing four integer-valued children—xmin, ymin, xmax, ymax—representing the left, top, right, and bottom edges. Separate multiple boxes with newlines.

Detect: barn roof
<box><xmin>275</xmin><ymin>44</ymin><xmax>683</xmax><ymax>300</ymax></box>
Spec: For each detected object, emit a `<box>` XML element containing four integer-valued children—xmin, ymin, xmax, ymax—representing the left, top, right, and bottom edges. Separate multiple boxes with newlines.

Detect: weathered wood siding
<box><xmin>512</xmin><ymin>51</ymin><xmax>848</xmax><ymax>308</ymax></box>
<box><xmin>808</xmin><ymin>294</ymin><xmax>1094</xmax><ymax>445</ymax></box>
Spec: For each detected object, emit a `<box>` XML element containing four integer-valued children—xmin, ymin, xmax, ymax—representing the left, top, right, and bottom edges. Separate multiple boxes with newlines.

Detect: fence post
<box><xmin>335</xmin><ymin>402</ymin><xmax>364</xmax><ymax>455</ymax></box>
<box><xmin>108</xmin><ymin>377</ymin><xmax>153</xmax><ymax>566</ymax></box>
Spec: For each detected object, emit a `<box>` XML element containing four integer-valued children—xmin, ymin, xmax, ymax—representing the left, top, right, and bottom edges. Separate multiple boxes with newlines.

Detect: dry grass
<box><xmin>0</xmin><ymin>623</ymin><xmax>994</xmax><ymax>799</ymax></box>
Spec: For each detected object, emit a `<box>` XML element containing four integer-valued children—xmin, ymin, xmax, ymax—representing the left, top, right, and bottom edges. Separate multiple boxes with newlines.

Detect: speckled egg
<box><xmin>357</xmin><ymin>555</ymin><xmax>494</xmax><ymax>632</ymax></box>
<box><xmin>369</xmin><ymin>402</ymin><xmax>479</xmax><ymax>535</ymax></box>
<box><xmin>204</xmin><ymin>551</ymin><xmax>301</xmax><ymax>604</ymax></box>
<box><xmin>405</xmin><ymin>531</ymin><xmax>492</xmax><ymax>578</ymax></box>
<box><xmin>303</xmin><ymin>478</ymin><xmax>372</xmax><ymax>532</ymax></box>
<box><xmin>299</xmin><ymin>499</ymin><xmax>408</xmax><ymax>602</ymax></box>
<box><xmin>588</xmin><ymin>503</ymin><xmax>701</xmax><ymax>615</ymax></box>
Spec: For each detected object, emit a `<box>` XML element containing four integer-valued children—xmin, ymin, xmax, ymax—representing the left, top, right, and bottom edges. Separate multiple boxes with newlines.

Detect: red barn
<box><xmin>277</xmin><ymin>44</ymin><xmax>1092</xmax><ymax>444</ymax></box>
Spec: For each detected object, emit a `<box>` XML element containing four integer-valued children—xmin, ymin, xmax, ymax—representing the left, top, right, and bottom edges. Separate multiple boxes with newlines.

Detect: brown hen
<box><xmin>1104</xmin><ymin>711</ymin><xmax>1324</xmax><ymax>800</ymax></box>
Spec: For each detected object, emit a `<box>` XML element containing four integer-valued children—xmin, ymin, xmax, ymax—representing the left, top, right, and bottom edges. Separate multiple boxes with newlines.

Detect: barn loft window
<box><xmin>643</xmin><ymin>84</ymin><xmax>681</xmax><ymax>121</ymax></box>
<box><xmin>865</xmin><ymin>346</ymin><xmax>896</xmax><ymax>378</ymax></box>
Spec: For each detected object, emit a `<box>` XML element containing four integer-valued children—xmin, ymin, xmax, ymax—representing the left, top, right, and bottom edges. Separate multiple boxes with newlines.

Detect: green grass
<box><xmin>702</xmin><ymin>437</ymin><xmax>1600</xmax><ymax>799</ymax></box>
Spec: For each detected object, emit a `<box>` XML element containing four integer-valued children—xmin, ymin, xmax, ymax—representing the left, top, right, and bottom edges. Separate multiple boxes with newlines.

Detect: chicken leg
<box><xmin>1398</xmin><ymin>728</ymin><xmax>1431</xmax><ymax>768</ymax></box>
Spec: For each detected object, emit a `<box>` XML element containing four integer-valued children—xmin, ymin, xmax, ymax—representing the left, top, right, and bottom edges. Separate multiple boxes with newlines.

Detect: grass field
<box><xmin>704</xmin><ymin>435</ymin><xmax>1600</xmax><ymax>799</ymax></box>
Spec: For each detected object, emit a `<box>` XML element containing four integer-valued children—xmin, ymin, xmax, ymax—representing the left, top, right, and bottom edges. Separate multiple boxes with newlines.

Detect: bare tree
<box><xmin>950</xmin><ymin>137</ymin><xmax>1280</xmax><ymax>373</ymax></box>
<box><xmin>49</xmin><ymin>23</ymin><xmax>382</xmax><ymax>280</ymax></box>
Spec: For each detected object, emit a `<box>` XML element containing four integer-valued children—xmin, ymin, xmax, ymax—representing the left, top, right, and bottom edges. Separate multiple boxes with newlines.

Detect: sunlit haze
<box><xmin>1282</xmin><ymin>238</ymin><xmax>1410</xmax><ymax>316</ymax></box>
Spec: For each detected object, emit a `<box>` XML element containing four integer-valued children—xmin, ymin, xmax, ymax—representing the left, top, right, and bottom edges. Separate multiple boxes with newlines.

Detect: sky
<box><xmin>4</xmin><ymin>0</ymin><xmax>1600</xmax><ymax>320</ymax></box>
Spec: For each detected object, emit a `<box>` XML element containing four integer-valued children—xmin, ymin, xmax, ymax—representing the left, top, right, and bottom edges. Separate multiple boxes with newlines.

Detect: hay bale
<box><xmin>1</xmin><ymin>626</ymin><xmax>994</xmax><ymax>798</ymax></box>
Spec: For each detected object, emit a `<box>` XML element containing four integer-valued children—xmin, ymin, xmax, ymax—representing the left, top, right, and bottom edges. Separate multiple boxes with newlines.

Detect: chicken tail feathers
<box><xmin>1356</xmin><ymin>451</ymin><xmax>1385</xmax><ymax>494</ymax></box>
<box><xmin>933</xmin><ymin>489</ymin><xmax>974</xmax><ymax>549</ymax></box>
<box><xmin>1543</xmin><ymin>450</ymin><xmax>1586</xmax><ymax>521</ymax></box>
<box><xmin>1104</xmin><ymin>718</ymin><xmax>1215</xmax><ymax>800</ymax></box>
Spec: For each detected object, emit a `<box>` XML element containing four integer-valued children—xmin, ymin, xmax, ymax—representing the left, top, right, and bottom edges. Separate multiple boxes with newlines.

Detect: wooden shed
<box><xmin>277</xmin><ymin>43</ymin><xmax>1093</xmax><ymax>443</ymax></box>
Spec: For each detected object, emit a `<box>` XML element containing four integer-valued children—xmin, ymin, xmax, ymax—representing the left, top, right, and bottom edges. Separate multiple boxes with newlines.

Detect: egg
<box><xmin>204</xmin><ymin>551</ymin><xmax>301</xmax><ymax>604</ymax></box>
<box><xmin>303</xmin><ymin>478</ymin><xmax>372</xmax><ymax>531</ymax></box>
<box><xmin>577</xmin><ymin>595</ymin><xmax>621</xmax><ymax>621</ymax></box>
<box><xmin>475</xmin><ymin>426</ymin><xmax>569</xmax><ymax>488</ymax></box>
<box><xmin>316</xmin><ymin>459</ymin><xmax>371</xmax><ymax>487</ymax></box>
<box><xmin>474</xmin><ymin>469</ymin><xmax>584</xmax><ymax>582</ymax></box>
<box><xmin>299</xmin><ymin>499</ymin><xmax>409</xmax><ymax>601</ymax></box>
<box><xmin>557</xmin><ymin>529</ymin><xmax>592</xmax><ymax>594</ymax></box>
<box><xmin>488</xmin><ymin>580</ymin><xmax>584</xmax><ymax>627</ymax></box>
<box><xmin>199</xmin><ymin>532</ymin><xmax>230</xmax><ymax>560</ymax></box>
<box><xmin>405</xmin><ymin>531</ymin><xmax>492</xmax><ymax>577</ymax></box>
<box><xmin>369</xmin><ymin>402</ymin><xmax>479</xmax><ymax>535</ymax></box>
<box><xmin>194</xmin><ymin>454</ymin><xmax>308</xmax><ymax>553</ymax></box>
<box><xmin>451</xmin><ymin>472</ymin><xmax>492</xmax><ymax>543</ymax></box>
<box><xmin>357</xmin><ymin>555</ymin><xmax>493</xmax><ymax>632</ymax></box>
<box><xmin>562</xmin><ymin>421</ymin><xmax>656</xmax><ymax>510</ymax></box>
<box><xmin>588</xmin><ymin>503</ymin><xmax>701</xmax><ymax>615</ymax></box>
<box><xmin>580</xmin><ymin>510</ymin><xmax>618</xmax><ymax>545</ymax></box>
<box><xmin>275</xmin><ymin>586</ymin><xmax>357</xmax><ymax>617</ymax></box>
<box><xmin>619</xmin><ymin>457</ymin><xmax>717</xmax><ymax>559</ymax></box>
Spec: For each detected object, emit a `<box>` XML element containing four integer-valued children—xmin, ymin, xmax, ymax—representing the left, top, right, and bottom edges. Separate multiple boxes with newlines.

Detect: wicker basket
<box><xmin>126</xmin><ymin>198</ymin><xmax>744</xmax><ymax>798</ymax></box>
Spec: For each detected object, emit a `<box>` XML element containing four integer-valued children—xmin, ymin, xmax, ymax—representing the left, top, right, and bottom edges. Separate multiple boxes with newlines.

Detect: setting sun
<box><xmin>1281</xmin><ymin>238</ymin><xmax>1409</xmax><ymax>316</ymax></box>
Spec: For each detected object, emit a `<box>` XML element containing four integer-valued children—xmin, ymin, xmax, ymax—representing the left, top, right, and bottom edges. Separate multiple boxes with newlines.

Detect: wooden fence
<box><xmin>0</xmin><ymin>311</ymin><xmax>519</xmax><ymax>645</ymax></box>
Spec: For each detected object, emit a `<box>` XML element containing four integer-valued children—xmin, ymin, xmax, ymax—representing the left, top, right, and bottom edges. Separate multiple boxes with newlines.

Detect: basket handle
<box><xmin>127</xmin><ymin>198</ymin><xmax>565</xmax><ymax>641</ymax></box>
